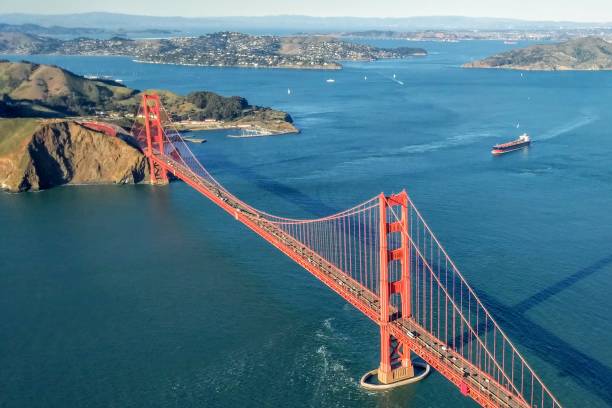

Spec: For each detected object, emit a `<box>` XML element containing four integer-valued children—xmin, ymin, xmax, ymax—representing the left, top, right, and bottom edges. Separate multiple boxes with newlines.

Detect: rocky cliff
<box><xmin>0</xmin><ymin>119</ymin><xmax>149</xmax><ymax>192</ymax></box>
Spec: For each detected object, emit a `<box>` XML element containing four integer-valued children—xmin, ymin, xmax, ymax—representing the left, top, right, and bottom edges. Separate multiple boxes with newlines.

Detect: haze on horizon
<box><xmin>1</xmin><ymin>0</ymin><xmax>612</xmax><ymax>23</ymax></box>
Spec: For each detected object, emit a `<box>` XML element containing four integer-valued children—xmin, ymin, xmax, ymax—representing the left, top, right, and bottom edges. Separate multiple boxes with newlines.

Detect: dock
<box><xmin>183</xmin><ymin>137</ymin><xmax>207</xmax><ymax>143</ymax></box>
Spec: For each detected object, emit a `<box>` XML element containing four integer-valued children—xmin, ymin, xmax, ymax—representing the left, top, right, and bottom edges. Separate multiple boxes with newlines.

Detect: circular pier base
<box><xmin>360</xmin><ymin>361</ymin><xmax>431</xmax><ymax>391</ymax></box>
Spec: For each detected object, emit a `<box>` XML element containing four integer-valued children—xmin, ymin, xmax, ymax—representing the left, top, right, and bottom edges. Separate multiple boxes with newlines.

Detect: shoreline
<box><xmin>131</xmin><ymin>59</ymin><xmax>342</xmax><ymax>70</ymax></box>
<box><xmin>173</xmin><ymin>120</ymin><xmax>299</xmax><ymax>137</ymax></box>
<box><xmin>462</xmin><ymin>64</ymin><xmax>612</xmax><ymax>71</ymax></box>
<box><xmin>1</xmin><ymin>53</ymin><xmax>341</xmax><ymax>70</ymax></box>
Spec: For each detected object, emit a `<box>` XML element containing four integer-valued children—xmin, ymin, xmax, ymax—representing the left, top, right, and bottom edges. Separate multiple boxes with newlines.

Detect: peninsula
<box><xmin>0</xmin><ymin>31</ymin><xmax>427</xmax><ymax>69</ymax></box>
<box><xmin>463</xmin><ymin>37</ymin><xmax>612</xmax><ymax>70</ymax></box>
<box><xmin>0</xmin><ymin>60</ymin><xmax>297</xmax><ymax>133</ymax></box>
<box><xmin>0</xmin><ymin>60</ymin><xmax>297</xmax><ymax>192</ymax></box>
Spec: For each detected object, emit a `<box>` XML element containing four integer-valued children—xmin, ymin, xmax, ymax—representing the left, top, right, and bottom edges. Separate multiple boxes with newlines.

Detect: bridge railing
<box><xmin>385</xmin><ymin>196</ymin><xmax>562</xmax><ymax>408</ymax></box>
<box><xmin>130</xmin><ymin>97</ymin><xmax>562</xmax><ymax>408</ymax></box>
<box><xmin>265</xmin><ymin>197</ymin><xmax>383</xmax><ymax>296</ymax></box>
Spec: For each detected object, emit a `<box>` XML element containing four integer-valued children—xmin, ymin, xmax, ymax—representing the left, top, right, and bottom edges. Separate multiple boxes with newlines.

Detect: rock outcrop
<box><xmin>0</xmin><ymin>119</ymin><xmax>149</xmax><ymax>192</ymax></box>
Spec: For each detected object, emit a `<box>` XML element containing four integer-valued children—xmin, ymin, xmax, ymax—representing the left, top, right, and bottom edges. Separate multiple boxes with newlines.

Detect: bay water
<box><xmin>1</xmin><ymin>40</ymin><xmax>611</xmax><ymax>407</ymax></box>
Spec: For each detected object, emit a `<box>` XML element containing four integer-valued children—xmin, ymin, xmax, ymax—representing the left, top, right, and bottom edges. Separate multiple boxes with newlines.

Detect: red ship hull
<box><xmin>491</xmin><ymin>140</ymin><xmax>530</xmax><ymax>155</ymax></box>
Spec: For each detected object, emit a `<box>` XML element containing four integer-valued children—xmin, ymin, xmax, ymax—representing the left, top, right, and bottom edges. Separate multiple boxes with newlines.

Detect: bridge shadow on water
<box><xmin>206</xmin><ymin>154</ymin><xmax>344</xmax><ymax>218</ymax></box>
<box><xmin>513</xmin><ymin>254</ymin><xmax>612</xmax><ymax>314</ymax></box>
<box><xmin>202</xmin><ymin>153</ymin><xmax>612</xmax><ymax>405</ymax></box>
<box><xmin>477</xmin><ymin>254</ymin><xmax>612</xmax><ymax>406</ymax></box>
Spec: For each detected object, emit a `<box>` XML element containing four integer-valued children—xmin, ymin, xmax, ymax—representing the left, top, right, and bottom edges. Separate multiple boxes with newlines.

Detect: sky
<box><xmin>1</xmin><ymin>0</ymin><xmax>611</xmax><ymax>23</ymax></box>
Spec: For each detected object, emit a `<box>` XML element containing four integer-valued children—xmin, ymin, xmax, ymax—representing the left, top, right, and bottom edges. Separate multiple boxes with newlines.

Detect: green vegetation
<box><xmin>185</xmin><ymin>92</ymin><xmax>249</xmax><ymax>120</ymax></box>
<box><xmin>0</xmin><ymin>60</ymin><xmax>137</xmax><ymax>116</ymax></box>
<box><xmin>0</xmin><ymin>61</ymin><xmax>294</xmax><ymax>127</ymax></box>
<box><xmin>0</xmin><ymin>118</ymin><xmax>39</xmax><ymax>156</ymax></box>
<box><xmin>464</xmin><ymin>37</ymin><xmax>612</xmax><ymax>70</ymax></box>
<box><xmin>0</xmin><ymin>31</ymin><xmax>427</xmax><ymax>70</ymax></box>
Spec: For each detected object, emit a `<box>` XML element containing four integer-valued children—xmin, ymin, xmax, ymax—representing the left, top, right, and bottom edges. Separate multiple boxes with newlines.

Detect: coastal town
<box><xmin>0</xmin><ymin>31</ymin><xmax>427</xmax><ymax>69</ymax></box>
<box><xmin>1</xmin><ymin>2</ymin><xmax>610</xmax><ymax>408</ymax></box>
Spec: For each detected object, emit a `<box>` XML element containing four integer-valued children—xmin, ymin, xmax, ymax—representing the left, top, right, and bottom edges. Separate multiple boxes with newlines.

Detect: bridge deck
<box><xmin>154</xmin><ymin>153</ymin><xmax>529</xmax><ymax>408</ymax></box>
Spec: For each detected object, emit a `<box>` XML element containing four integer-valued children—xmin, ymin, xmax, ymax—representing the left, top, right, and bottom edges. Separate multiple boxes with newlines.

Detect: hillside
<box><xmin>0</xmin><ymin>119</ymin><xmax>149</xmax><ymax>192</ymax></box>
<box><xmin>0</xmin><ymin>31</ymin><xmax>426</xmax><ymax>69</ymax></box>
<box><xmin>0</xmin><ymin>59</ymin><xmax>136</xmax><ymax>116</ymax></box>
<box><xmin>0</xmin><ymin>23</ymin><xmax>174</xmax><ymax>38</ymax></box>
<box><xmin>0</xmin><ymin>32</ymin><xmax>61</xmax><ymax>54</ymax></box>
<box><xmin>0</xmin><ymin>60</ymin><xmax>297</xmax><ymax>133</ymax></box>
<box><xmin>0</xmin><ymin>60</ymin><xmax>299</xmax><ymax>192</ymax></box>
<box><xmin>463</xmin><ymin>37</ymin><xmax>612</xmax><ymax>70</ymax></box>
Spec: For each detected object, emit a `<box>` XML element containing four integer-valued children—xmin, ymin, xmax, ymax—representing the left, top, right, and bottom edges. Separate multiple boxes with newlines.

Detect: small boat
<box><xmin>287</xmin><ymin>88</ymin><xmax>291</xmax><ymax>95</ymax></box>
<box><xmin>492</xmin><ymin>133</ymin><xmax>531</xmax><ymax>155</ymax></box>
<box><xmin>504</xmin><ymin>40</ymin><xmax>518</xmax><ymax>45</ymax></box>
<box><xmin>326</xmin><ymin>79</ymin><xmax>335</xmax><ymax>83</ymax></box>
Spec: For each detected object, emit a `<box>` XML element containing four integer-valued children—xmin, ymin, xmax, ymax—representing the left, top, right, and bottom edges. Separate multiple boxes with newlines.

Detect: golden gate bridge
<box><xmin>130</xmin><ymin>94</ymin><xmax>562</xmax><ymax>408</ymax></box>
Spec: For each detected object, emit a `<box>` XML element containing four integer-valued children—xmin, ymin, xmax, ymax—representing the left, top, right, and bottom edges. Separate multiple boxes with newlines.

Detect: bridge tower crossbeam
<box><xmin>378</xmin><ymin>191</ymin><xmax>415</xmax><ymax>384</ymax></box>
<box><xmin>141</xmin><ymin>93</ymin><xmax>168</xmax><ymax>184</ymax></box>
<box><xmin>130</xmin><ymin>93</ymin><xmax>564</xmax><ymax>408</ymax></box>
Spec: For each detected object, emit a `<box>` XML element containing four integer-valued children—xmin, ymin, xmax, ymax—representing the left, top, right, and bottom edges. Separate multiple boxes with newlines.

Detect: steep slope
<box><xmin>0</xmin><ymin>59</ymin><xmax>136</xmax><ymax>116</ymax></box>
<box><xmin>0</xmin><ymin>119</ymin><xmax>149</xmax><ymax>192</ymax></box>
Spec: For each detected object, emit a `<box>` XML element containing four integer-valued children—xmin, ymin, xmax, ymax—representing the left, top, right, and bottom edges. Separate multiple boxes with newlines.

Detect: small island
<box><xmin>463</xmin><ymin>37</ymin><xmax>612</xmax><ymax>71</ymax></box>
<box><xmin>0</xmin><ymin>60</ymin><xmax>297</xmax><ymax>192</ymax></box>
<box><xmin>0</xmin><ymin>31</ymin><xmax>427</xmax><ymax>70</ymax></box>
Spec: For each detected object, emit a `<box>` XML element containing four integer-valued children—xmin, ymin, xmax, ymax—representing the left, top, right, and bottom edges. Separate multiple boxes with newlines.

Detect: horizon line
<box><xmin>0</xmin><ymin>11</ymin><xmax>611</xmax><ymax>25</ymax></box>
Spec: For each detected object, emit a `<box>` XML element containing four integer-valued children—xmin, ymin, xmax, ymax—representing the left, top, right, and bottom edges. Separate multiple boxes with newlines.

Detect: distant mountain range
<box><xmin>0</xmin><ymin>21</ymin><xmax>178</xmax><ymax>38</ymax></box>
<box><xmin>1</xmin><ymin>13</ymin><xmax>612</xmax><ymax>33</ymax></box>
<box><xmin>0</xmin><ymin>23</ymin><xmax>106</xmax><ymax>36</ymax></box>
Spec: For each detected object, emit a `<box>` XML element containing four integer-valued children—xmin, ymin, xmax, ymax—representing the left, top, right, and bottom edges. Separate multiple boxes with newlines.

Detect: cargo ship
<box><xmin>491</xmin><ymin>133</ymin><xmax>531</xmax><ymax>155</ymax></box>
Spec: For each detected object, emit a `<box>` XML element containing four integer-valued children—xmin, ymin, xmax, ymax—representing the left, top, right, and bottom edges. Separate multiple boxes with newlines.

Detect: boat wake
<box><xmin>372</xmin><ymin>71</ymin><xmax>405</xmax><ymax>85</ymax></box>
<box><xmin>398</xmin><ymin>131</ymin><xmax>492</xmax><ymax>154</ymax></box>
<box><xmin>301</xmin><ymin>318</ymin><xmax>359</xmax><ymax>405</ymax></box>
<box><xmin>289</xmin><ymin>131</ymin><xmax>494</xmax><ymax>181</ymax></box>
<box><xmin>536</xmin><ymin>114</ymin><xmax>598</xmax><ymax>141</ymax></box>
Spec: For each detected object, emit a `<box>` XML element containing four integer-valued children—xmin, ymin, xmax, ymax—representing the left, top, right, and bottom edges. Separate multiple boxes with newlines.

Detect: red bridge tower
<box><xmin>142</xmin><ymin>93</ymin><xmax>168</xmax><ymax>184</ymax></box>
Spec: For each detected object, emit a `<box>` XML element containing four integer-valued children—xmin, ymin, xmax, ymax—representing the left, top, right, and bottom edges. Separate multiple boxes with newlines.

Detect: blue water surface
<box><xmin>1</xmin><ymin>41</ymin><xmax>611</xmax><ymax>407</ymax></box>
